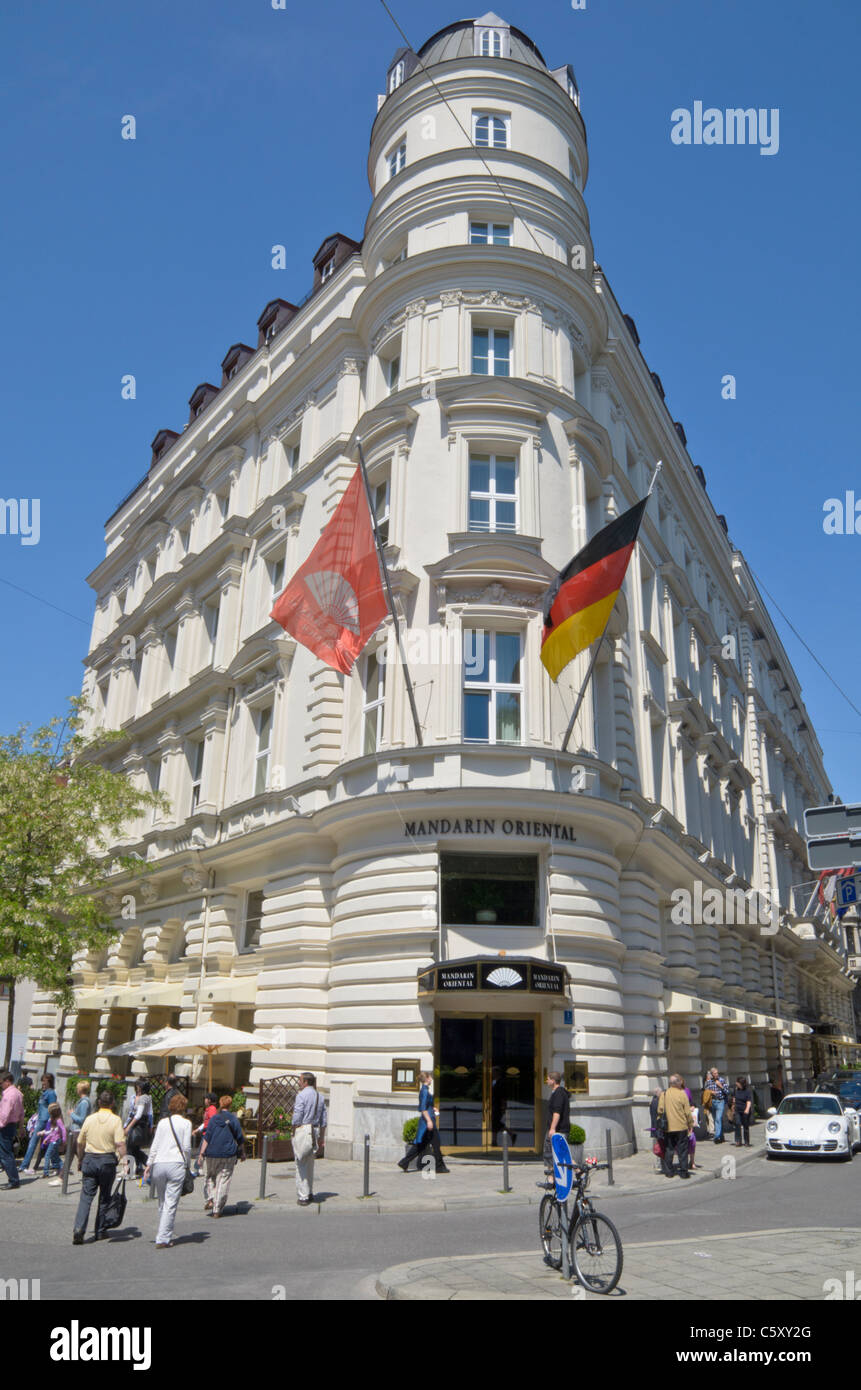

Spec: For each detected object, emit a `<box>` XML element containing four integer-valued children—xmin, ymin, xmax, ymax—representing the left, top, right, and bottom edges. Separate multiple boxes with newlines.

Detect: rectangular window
<box><xmin>472</xmin><ymin>327</ymin><xmax>510</xmax><ymax>376</ymax></box>
<box><xmin>387</xmin><ymin>354</ymin><xmax>401</xmax><ymax>392</ymax></box>
<box><xmin>441</xmin><ymin>853</ymin><xmax>538</xmax><ymax>927</ymax></box>
<box><xmin>388</xmin><ymin>61</ymin><xmax>405</xmax><ymax>92</ymax></box>
<box><xmin>388</xmin><ymin>141</ymin><xmax>407</xmax><ymax>178</ymax></box>
<box><xmin>203</xmin><ymin>596</ymin><xmax>220</xmax><ymax>661</ymax></box>
<box><xmin>189</xmin><ymin>740</ymin><xmax>205</xmax><ymax>814</ymax></box>
<box><xmin>320</xmin><ymin>258</ymin><xmax>335</xmax><ymax>282</ymax></box>
<box><xmin>362</xmin><ymin>650</ymin><xmax>385</xmax><ymax>754</ymax></box>
<box><xmin>243</xmin><ymin>890</ymin><xmax>265</xmax><ymax>952</ymax></box>
<box><xmin>463</xmin><ymin>629</ymin><xmax>521</xmax><ymax>743</ymax></box>
<box><xmin>478</xmin><ymin>29</ymin><xmax>503</xmax><ymax>57</ymax></box>
<box><xmin>473</xmin><ymin>112</ymin><xmax>509</xmax><ymax>149</ymax></box>
<box><xmin>373</xmin><ymin>479</ymin><xmax>390</xmax><ymax>545</ymax></box>
<box><xmin>469</xmin><ymin>222</ymin><xmax>512</xmax><ymax>245</ymax></box>
<box><xmin>267</xmin><ymin>553</ymin><xmax>286</xmax><ymax>606</ymax></box>
<box><xmin>468</xmin><ymin>453</ymin><xmax>517</xmax><ymax>534</ymax></box>
<box><xmin>255</xmin><ymin>705</ymin><xmax>272</xmax><ymax>795</ymax></box>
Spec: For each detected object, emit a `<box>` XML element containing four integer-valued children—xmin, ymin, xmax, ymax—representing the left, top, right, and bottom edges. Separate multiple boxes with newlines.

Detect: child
<box><xmin>192</xmin><ymin>1093</ymin><xmax>218</xmax><ymax>1176</ymax></box>
<box><xmin>39</xmin><ymin>1103</ymin><xmax>67</xmax><ymax>1183</ymax></box>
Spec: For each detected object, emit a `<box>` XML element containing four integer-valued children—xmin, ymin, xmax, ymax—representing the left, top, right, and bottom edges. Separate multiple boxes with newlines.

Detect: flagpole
<box><xmin>355</xmin><ymin>438</ymin><xmax>423</xmax><ymax>748</ymax></box>
<box><xmin>558</xmin><ymin>462</ymin><xmax>662</xmax><ymax>755</ymax></box>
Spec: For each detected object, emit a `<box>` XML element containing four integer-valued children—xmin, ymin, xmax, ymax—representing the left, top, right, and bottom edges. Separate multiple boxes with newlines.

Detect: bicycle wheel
<box><xmin>570</xmin><ymin>1209</ymin><xmax>623</xmax><ymax>1293</ymax></box>
<box><xmin>539</xmin><ymin>1193</ymin><xmax>564</xmax><ymax>1269</ymax></box>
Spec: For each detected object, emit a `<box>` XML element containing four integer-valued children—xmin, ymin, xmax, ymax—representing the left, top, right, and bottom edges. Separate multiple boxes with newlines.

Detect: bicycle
<box><xmin>538</xmin><ymin>1159</ymin><xmax>623</xmax><ymax>1293</ymax></box>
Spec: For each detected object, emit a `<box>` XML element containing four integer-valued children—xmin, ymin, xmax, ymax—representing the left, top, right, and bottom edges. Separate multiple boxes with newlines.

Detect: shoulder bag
<box><xmin>654</xmin><ymin>1092</ymin><xmax>669</xmax><ymax>1136</ymax></box>
<box><xmin>168</xmin><ymin>1116</ymin><xmax>196</xmax><ymax>1196</ymax></box>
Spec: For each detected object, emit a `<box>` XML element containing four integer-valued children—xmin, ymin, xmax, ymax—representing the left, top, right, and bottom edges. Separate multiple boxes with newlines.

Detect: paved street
<box><xmin>3</xmin><ymin>1138</ymin><xmax>861</xmax><ymax>1300</ymax></box>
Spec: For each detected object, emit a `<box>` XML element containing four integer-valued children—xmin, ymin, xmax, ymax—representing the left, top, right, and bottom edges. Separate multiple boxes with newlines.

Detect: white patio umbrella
<box><xmin>103</xmin><ymin>1027</ymin><xmax>182</xmax><ymax>1059</ymax></box>
<box><xmin>133</xmin><ymin>1021</ymin><xmax>274</xmax><ymax>1091</ymax></box>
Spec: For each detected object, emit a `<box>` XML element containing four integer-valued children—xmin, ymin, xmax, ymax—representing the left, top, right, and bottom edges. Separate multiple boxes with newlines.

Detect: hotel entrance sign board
<box><xmin>418</xmin><ymin>958</ymin><xmax>567</xmax><ymax>996</ymax></box>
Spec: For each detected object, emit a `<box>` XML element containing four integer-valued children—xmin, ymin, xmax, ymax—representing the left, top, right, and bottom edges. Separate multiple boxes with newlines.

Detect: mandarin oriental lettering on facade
<box><xmin>26</xmin><ymin>14</ymin><xmax>857</xmax><ymax>1159</ymax></box>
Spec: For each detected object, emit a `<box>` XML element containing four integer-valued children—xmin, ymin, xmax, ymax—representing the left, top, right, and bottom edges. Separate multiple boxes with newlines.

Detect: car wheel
<box><xmin>842</xmin><ymin>1135</ymin><xmax>854</xmax><ymax>1162</ymax></box>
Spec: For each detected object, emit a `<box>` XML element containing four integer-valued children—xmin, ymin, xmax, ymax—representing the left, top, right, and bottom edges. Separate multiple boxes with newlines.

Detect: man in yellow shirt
<box><xmin>657</xmin><ymin>1075</ymin><xmax>694</xmax><ymax>1179</ymax></box>
<box><xmin>73</xmin><ymin>1092</ymin><xmax>129</xmax><ymax>1245</ymax></box>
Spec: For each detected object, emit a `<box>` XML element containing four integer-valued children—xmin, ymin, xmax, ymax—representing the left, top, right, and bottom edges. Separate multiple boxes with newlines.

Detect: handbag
<box><xmin>654</xmin><ymin>1094</ymin><xmax>669</xmax><ymax>1136</ymax></box>
<box><xmin>100</xmin><ymin>1176</ymin><xmax>127</xmax><ymax>1231</ymax></box>
<box><xmin>168</xmin><ymin>1116</ymin><xmax>195</xmax><ymax>1197</ymax></box>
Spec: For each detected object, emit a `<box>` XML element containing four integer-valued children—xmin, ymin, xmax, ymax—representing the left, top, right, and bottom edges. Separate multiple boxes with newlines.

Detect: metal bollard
<box><xmin>605</xmin><ymin>1127</ymin><xmax>614</xmax><ymax>1185</ymax></box>
<box><xmin>362</xmin><ymin>1133</ymin><xmax>370</xmax><ymax>1198</ymax></box>
<box><xmin>61</xmin><ymin>1133</ymin><xmax>76</xmax><ymax>1196</ymax></box>
<box><xmin>500</xmin><ymin>1130</ymin><xmax>511</xmax><ymax>1193</ymax></box>
<box><xmin>258</xmin><ymin>1134</ymin><xmax>269</xmax><ymax>1200</ymax></box>
<box><xmin>561</xmin><ymin>1197</ymin><xmax>571</xmax><ymax>1281</ymax></box>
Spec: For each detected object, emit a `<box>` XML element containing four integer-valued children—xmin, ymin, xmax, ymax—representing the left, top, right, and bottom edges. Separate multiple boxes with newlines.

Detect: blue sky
<box><xmin>1</xmin><ymin>0</ymin><xmax>859</xmax><ymax>798</ymax></box>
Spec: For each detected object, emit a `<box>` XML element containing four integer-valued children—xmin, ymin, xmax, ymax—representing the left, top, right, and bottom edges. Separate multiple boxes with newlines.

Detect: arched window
<box><xmin>479</xmin><ymin>29</ymin><xmax>502</xmax><ymax>57</ymax></box>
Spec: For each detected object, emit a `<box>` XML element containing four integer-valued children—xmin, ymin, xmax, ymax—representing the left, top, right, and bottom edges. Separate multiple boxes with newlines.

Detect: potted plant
<box><xmin>264</xmin><ymin>1106</ymin><xmax>294</xmax><ymax>1161</ymax></box>
<box><xmin>569</xmin><ymin>1123</ymin><xmax>586</xmax><ymax>1166</ymax></box>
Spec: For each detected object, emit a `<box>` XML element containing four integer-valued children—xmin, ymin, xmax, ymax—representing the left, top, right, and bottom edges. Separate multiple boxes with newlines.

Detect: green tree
<box><xmin>0</xmin><ymin>699</ymin><xmax>168</xmax><ymax>1070</ymax></box>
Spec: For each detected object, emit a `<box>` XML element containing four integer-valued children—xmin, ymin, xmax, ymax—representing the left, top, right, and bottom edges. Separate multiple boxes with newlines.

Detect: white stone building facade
<box><xmin>27</xmin><ymin>14</ymin><xmax>856</xmax><ymax>1157</ymax></box>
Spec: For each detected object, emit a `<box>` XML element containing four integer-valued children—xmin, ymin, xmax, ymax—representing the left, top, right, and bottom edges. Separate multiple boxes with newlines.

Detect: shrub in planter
<box><xmin>569</xmin><ymin>1124</ymin><xmax>586</xmax><ymax>1146</ymax></box>
<box><xmin>403</xmin><ymin>1117</ymin><xmax>420</xmax><ymax>1144</ymax></box>
<box><xmin>231</xmin><ymin>1090</ymin><xmax>247</xmax><ymax>1115</ymax></box>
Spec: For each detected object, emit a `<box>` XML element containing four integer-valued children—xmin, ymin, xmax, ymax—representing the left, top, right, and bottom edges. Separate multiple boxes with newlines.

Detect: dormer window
<box><xmin>320</xmin><ymin>257</ymin><xmax>335</xmax><ymax>283</ymax></box>
<box><xmin>479</xmin><ymin>29</ymin><xmax>502</xmax><ymax>56</ymax></box>
<box><xmin>388</xmin><ymin>61</ymin><xmax>405</xmax><ymax>92</ymax></box>
<box><xmin>568</xmin><ymin>76</ymin><xmax>578</xmax><ymax>103</ymax></box>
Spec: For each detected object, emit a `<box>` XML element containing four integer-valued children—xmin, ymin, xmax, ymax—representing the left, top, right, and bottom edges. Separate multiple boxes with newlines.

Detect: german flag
<box><xmin>540</xmin><ymin>498</ymin><xmax>648</xmax><ymax>681</ymax></box>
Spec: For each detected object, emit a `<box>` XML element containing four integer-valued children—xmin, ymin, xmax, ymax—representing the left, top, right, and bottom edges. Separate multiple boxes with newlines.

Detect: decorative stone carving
<box><xmin>181</xmin><ymin>866</ymin><xmax>206</xmax><ymax>891</ymax></box>
<box><xmin>338</xmin><ymin>356</ymin><xmax>366</xmax><ymax>378</ymax></box>
<box><xmin>103</xmin><ymin>892</ymin><xmax>121</xmax><ymax>914</ymax></box>
<box><xmin>139</xmin><ymin>881</ymin><xmax>158</xmax><ymax>905</ymax></box>
<box><xmin>591</xmin><ymin>368</ymin><xmax>614</xmax><ymax>393</ymax></box>
<box><xmin>444</xmin><ymin>583</ymin><xmax>541</xmax><ymax>609</ymax></box>
<box><xmin>440</xmin><ymin>290</ymin><xmax>462</xmax><ymax>307</ymax></box>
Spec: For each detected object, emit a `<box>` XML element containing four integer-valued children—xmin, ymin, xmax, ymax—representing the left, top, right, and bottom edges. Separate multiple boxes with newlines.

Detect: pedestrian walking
<box><xmin>69</xmin><ymin>1082</ymin><xmax>92</xmax><ymax>1134</ymax></box>
<box><xmin>39</xmin><ymin>1103</ymin><xmax>67</xmax><ymax>1182</ymax></box>
<box><xmin>143</xmin><ymin>1093</ymin><xmax>193</xmax><ymax>1249</ymax></box>
<box><xmin>158</xmin><ymin>1074</ymin><xmax>181</xmax><ymax>1120</ymax></box>
<box><xmin>291</xmin><ymin>1072</ymin><xmax>328</xmax><ymax>1205</ymax></box>
<box><xmin>192</xmin><ymin>1092</ymin><xmax>218</xmax><ymax>1176</ymax></box>
<box><xmin>398</xmin><ymin>1071</ymin><xmax>450</xmax><ymax>1174</ymax></box>
<box><xmin>73</xmin><ymin>1092</ymin><xmax>129</xmax><ymax>1245</ymax></box>
<box><xmin>704</xmin><ymin>1067</ymin><xmax>731</xmax><ymax>1143</ymax></box>
<box><xmin>657</xmin><ymin>1075</ymin><xmax>693</xmax><ymax>1178</ymax></box>
<box><xmin>733</xmin><ymin>1076</ymin><xmax>753</xmax><ymax>1146</ymax></box>
<box><xmin>199</xmin><ymin>1094</ymin><xmax>245</xmax><ymax>1217</ymax></box>
<box><xmin>0</xmin><ymin>1071</ymin><xmax>24</xmax><ymax>1190</ymax></box>
<box><xmin>18</xmin><ymin>1073</ymin><xmax>58</xmax><ymax>1174</ymax></box>
<box><xmin>124</xmin><ymin>1081</ymin><xmax>154</xmax><ymax>1177</ymax></box>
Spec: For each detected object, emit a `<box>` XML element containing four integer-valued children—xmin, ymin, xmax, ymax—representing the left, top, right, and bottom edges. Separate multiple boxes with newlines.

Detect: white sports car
<box><xmin>765</xmin><ymin>1093</ymin><xmax>861</xmax><ymax>1160</ymax></box>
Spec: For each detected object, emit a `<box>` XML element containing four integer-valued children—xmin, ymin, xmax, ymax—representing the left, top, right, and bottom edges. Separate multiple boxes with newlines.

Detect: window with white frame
<box><xmin>189</xmin><ymin>740</ymin><xmax>205</xmax><ymax>814</ymax></box>
<box><xmin>478</xmin><ymin>28</ymin><xmax>503</xmax><ymax>56</ymax></box>
<box><xmin>463</xmin><ymin>629</ymin><xmax>522</xmax><ymax>743</ymax></box>
<box><xmin>320</xmin><ymin>257</ymin><xmax>335</xmax><ymax>282</ymax></box>
<box><xmin>362</xmin><ymin>649</ymin><xmax>386</xmax><ymax>754</ymax></box>
<box><xmin>254</xmin><ymin>704</ymin><xmax>273</xmax><ymax>795</ymax></box>
<box><xmin>267</xmin><ymin>552</ymin><xmax>286</xmax><ymax>607</ymax></box>
<box><xmin>388</xmin><ymin>61</ymin><xmax>405</xmax><ymax>92</ymax></box>
<box><xmin>373</xmin><ymin>478</ymin><xmax>390</xmax><ymax>545</ymax></box>
<box><xmin>469</xmin><ymin>221</ymin><xmax>512</xmax><ymax>245</ymax></box>
<box><xmin>472</xmin><ymin>326</ymin><xmax>510</xmax><ymax>376</ymax></box>
<box><xmin>387</xmin><ymin>140</ymin><xmax>406</xmax><ymax>178</ymax></box>
<box><xmin>567</xmin><ymin>76</ymin><xmax>578</xmax><ymax>103</ymax></box>
<box><xmin>473</xmin><ymin>112</ymin><xmax>509</xmax><ymax>149</ymax></box>
<box><xmin>286</xmin><ymin>439</ymin><xmax>300</xmax><ymax>475</ymax></box>
<box><xmin>468</xmin><ymin>454</ymin><xmax>517</xmax><ymax>533</ymax></box>
<box><xmin>387</xmin><ymin>353</ymin><xmax>401</xmax><ymax>393</ymax></box>
<box><xmin>242</xmin><ymin>889</ymin><xmax>265</xmax><ymax>952</ymax></box>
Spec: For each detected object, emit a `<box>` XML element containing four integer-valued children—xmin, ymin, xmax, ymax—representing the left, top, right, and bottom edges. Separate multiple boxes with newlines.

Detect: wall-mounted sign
<box><xmin>564</xmin><ymin>1060</ymin><xmax>589</xmax><ymax>1094</ymax></box>
<box><xmin>404</xmin><ymin>817</ymin><xmax>577</xmax><ymax>843</ymax></box>
<box><xmin>418</xmin><ymin>957</ymin><xmax>567</xmax><ymax>996</ymax></box>
<box><xmin>391</xmin><ymin>1059</ymin><xmax>421</xmax><ymax>1091</ymax></box>
<box><xmin>688</xmin><ymin>1023</ymin><xmax>700</xmax><ymax>1039</ymax></box>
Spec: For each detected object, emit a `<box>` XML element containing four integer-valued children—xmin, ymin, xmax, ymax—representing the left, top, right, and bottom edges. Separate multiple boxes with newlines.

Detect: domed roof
<box><xmin>417</xmin><ymin>15</ymin><xmax>548</xmax><ymax>71</ymax></box>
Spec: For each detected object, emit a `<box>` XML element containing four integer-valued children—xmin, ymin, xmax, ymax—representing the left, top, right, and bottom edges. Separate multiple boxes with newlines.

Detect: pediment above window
<box><xmin>426</xmin><ymin>539</ymin><xmax>555</xmax><ymax>617</ymax></box>
<box><xmin>562</xmin><ymin>406</ymin><xmax>613</xmax><ymax>479</ymax></box>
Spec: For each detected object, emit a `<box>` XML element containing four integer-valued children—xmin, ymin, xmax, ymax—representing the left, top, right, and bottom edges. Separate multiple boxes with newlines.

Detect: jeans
<box><xmin>152</xmin><ymin>1161</ymin><xmax>186</xmax><ymax>1244</ymax></box>
<box><xmin>20</xmin><ymin>1129</ymin><xmax>41</xmax><ymax>1170</ymax></box>
<box><xmin>712</xmin><ymin>1098</ymin><xmax>726</xmax><ymax>1141</ymax></box>
<box><xmin>293</xmin><ymin>1125</ymin><xmax>315</xmax><ymax>1201</ymax></box>
<box><xmin>74</xmin><ymin>1154</ymin><xmax>117</xmax><ymax>1236</ymax></box>
<box><xmin>204</xmin><ymin>1155</ymin><xmax>236</xmax><ymax>1214</ymax></box>
<box><xmin>662</xmin><ymin>1130</ymin><xmax>690</xmax><ymax>1176</ymax></box>
<box><xmin>42</xmin><ymin>1142</ymin><xmax>62</xmax><ymax>1176</ymax></box>
<box><xmin>402</xmin><ymin>1126</ymin><xmax>446</xmax><ymax>1172</ymax></box>
<box><xmin>0</xmin><ymin>1121</ymin><xmax>20</xmax><ymax>1185</ymax></box>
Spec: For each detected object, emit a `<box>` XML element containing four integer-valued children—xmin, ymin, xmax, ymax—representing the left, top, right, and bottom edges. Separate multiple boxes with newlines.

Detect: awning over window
<box><xmin>195</xmin><ymin>977</ymin><xmax>258</xmax><ymax>1005</ymax></box>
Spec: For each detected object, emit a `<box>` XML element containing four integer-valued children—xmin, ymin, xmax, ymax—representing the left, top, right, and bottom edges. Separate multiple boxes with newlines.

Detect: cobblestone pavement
<box><xmin>376</xmin><ymin>1227</ymin><xmax>861</xmax><ymax>1300</ymax></box>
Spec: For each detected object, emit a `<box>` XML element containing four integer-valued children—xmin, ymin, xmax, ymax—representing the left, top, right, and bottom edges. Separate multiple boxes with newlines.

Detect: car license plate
<box><xmin>787</xmin><ymin>1140</ymin><xmax>816</xmax><ymax>1148</ymax></box>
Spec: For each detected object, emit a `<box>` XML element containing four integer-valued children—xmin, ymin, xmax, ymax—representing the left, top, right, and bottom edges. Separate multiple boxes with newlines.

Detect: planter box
<box><xmin>262</xmin><ymin>1137</ymin><xmax>294</xmax><ymax>1161</ymax></box>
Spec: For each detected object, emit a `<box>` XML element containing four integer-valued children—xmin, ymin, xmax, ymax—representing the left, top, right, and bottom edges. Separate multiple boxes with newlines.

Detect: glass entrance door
<box><xmin>437</xmin><ymin>1015</ymin><xmax>538</xmax><ymax>1153</ymax></box>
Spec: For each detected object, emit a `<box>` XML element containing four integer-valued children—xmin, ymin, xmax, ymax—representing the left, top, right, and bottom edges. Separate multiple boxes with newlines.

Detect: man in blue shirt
<box><xmin>19</xmin><ymin>1073</ymin><xmax>58</xmax><ymax>1174</ymax></box>
<box><xmin>705</xmin><ymin>1067</ymin><xmax>731</xmax><ymax>1143</ymax></box>
<box><xmin>292</xmin><ymin>1073</ymin><xmax>326</xmax><ymax>1206</ymax></box>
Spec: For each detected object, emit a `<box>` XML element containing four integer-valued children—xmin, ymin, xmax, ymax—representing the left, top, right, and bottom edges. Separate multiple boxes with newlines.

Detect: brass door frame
<box><xmin>434</xmin><ymin>1010</ymin><xmax>542</xmax><ymax>1156</ymax></box>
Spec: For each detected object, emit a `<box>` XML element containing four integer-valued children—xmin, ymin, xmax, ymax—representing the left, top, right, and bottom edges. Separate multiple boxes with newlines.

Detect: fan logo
<box><xmin>304</xmin><ymin>571</ymin><xmax>360</xmax><ymax>633</ymax></box>
<box><xmin>486</xmin><ymin>967</ymin><xmax>523</xmax><ymax>988</ymax></box>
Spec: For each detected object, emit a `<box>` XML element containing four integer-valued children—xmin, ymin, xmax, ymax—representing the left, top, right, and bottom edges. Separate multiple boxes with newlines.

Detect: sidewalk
<box><xmin>376</xmin><ymin>1227</ymin><xmax>861</xmax><ymax>1300</ymax></box>
<box><xmin>6</xmin><ymin>1138</ymin><xmax>761</xmax><ymax>1217</ymax></box>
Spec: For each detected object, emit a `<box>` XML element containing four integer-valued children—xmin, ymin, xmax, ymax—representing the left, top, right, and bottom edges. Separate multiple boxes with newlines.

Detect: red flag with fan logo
<box><xmin>270</xmin><ymin>467</ymin><xmax>389</xmax><ymax>674</ymax></box>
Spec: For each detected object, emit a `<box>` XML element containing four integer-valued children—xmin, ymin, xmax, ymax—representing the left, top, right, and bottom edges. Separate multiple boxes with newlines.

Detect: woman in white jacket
<box><xmin>143</xmin><ymin>1094</ymin><xmax>192</xmax><ymax>1249</ymax></box>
